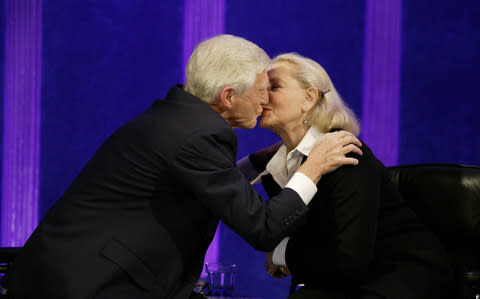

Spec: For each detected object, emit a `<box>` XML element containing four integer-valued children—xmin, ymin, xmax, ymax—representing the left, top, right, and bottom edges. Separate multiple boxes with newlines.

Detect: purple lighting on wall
<box><xmin>183</xmin><ymin>0</ymin><xmax>225</xmax><ymax>80</ymax></box>
<box><xmin>1</xmin><ymin>0</ymin><xmax>42</xmax><ymax>246</ymax></box>
<box><xmin>183</xmin><ymin>0</ymin><xmax>225</xmax><ymax>269</ymax></box>
<box><xmin>362</xmin><ymin>0</ymin><xmax>402</xmax><ymax>166</ymax></box>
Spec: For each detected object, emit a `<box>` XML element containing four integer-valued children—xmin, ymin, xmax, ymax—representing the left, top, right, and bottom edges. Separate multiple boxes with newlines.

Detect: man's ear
<box><xmin>218</xmin><ymin>86</ymin><xmax>235</xmax><ymax>109</ymax></box>
<box><xmin>303</xmin><ymin>87</ymin><xmax>318</xmax><ymax>112</ymax></box>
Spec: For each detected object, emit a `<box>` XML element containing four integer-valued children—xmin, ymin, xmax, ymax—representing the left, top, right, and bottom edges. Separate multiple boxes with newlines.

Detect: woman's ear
<box><xmin>218</xmin><ymin>86</ymin><xmax>235</xmax><ymax>109</ymax></box>
<box><xmin>302</xmin><ymin>87</ymin><xmax>318</xmax><ymax>112</ymax></box>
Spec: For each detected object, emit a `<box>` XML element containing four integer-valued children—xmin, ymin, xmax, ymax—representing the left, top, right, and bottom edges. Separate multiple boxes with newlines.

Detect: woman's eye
<box><xmin>270</xmin><ymin>85</ymin><xmax>280</xmax><ymax>90</ymax></box>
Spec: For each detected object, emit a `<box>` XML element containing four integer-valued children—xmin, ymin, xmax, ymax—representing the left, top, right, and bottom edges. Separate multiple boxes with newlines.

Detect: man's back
<box><xmin>3</xmin><ymin>87</ymin><xmax>228</xmax><ymax>298</ymax></box>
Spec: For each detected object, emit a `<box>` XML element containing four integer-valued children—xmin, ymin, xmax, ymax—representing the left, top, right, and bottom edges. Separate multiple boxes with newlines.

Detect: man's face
<box><xmin>228</xmin><ymin>71</ymin><xmax>269</xmax><ymax>129</ymax></box>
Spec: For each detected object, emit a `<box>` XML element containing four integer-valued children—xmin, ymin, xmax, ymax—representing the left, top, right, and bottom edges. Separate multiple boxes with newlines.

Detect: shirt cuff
<box><xmin>272</xmin><ymin>237</ymin><xmax>290</xmax><ymax>266</ymax></box>
<box><xmin>285</xmin><ymin>172</ymin><xmax>317</xmax><ymax>205</ymax></box>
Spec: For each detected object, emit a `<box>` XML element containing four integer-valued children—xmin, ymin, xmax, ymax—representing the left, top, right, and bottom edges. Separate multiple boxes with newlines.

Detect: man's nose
<box><xmin>261</xmin><ymin>90</ymin><xmax>269</xmax><ymax>104</ymax></box>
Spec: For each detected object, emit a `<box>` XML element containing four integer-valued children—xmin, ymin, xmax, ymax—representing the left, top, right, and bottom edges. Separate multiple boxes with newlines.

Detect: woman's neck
<box><xmin>278</xmin><ymin>125</ymin><xmax>310</xmax><ymax>152</ymax></box>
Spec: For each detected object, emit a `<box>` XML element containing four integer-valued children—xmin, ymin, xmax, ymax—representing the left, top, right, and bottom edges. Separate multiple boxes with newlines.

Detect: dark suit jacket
<box><xmin>247</xmin><ymin>142</ymin><xmax>455</xmax><ymax>299</ymax></box>
<box><xmin>3</xmin><ymin>85</ymin><xmax>308</xmax><ymax>299</ymax></box>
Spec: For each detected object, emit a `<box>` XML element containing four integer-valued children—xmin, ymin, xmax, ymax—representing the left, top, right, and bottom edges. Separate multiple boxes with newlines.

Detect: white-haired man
<box><xmin>3</xmin><ymin>35</ymin><xmax>362</xmax><ymax>299</ymax></box>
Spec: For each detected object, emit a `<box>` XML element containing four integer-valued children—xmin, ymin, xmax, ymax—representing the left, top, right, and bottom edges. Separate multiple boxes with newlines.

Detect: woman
<box><xmin>247</xmin><ymin>53</ymin><xmax>454</xmax><ymax>298</ymax></box>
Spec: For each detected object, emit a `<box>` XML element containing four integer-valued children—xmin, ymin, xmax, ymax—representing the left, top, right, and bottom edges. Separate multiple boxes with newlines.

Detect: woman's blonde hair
<box><xmin>272</xmin><ymin>53</ymin><xmax>360</xmax><ymax>136</ymax></box>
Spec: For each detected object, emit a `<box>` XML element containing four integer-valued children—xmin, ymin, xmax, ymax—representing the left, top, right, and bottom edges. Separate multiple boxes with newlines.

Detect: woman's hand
<box><xmin>299</xmin><ymin>130</ymin><xmax>363</xmax><ymax>184</ymax></box>
<box><xmin>265</xmin><ymin>251</ymin><xmax>291</xmax><ymax>278</ymax></box>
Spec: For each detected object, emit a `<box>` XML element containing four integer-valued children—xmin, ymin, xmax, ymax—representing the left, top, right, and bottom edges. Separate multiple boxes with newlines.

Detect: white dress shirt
<box><xmin>266</xmin><ymin>127</ymin><xmax>325</xmax><ymax>266</ymax></box>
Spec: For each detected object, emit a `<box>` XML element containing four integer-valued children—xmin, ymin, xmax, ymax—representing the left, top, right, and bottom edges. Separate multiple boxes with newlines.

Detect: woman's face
<box><xmin>259</xmin><ymin>62</ymin><xmax>307</xmax><ymax>134</ymax></box>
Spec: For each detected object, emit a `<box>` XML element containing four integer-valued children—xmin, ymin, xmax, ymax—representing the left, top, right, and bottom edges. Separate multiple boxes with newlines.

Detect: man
<box><xmin>2</xmin><ymin>34</ymin><xmax>362</xmax><ymax>298</ymax></box>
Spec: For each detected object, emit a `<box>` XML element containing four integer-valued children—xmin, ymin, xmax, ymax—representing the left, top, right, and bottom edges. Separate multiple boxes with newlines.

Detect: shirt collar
<box><xmin>294</xmin><ymin>126</ymin><xmax>324</xmax><ymax>157</ymax></box>
<box><xmin>265</xmin><ymin>126</ymin><xmax>325</xmax><ymax>187</ymax></box>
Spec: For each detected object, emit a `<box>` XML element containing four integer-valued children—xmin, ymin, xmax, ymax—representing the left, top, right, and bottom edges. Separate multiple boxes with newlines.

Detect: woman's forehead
<box><xmin>268</xmin><ymin>62</ymin><xmax>296</xmax><ymax>79</ymax></box>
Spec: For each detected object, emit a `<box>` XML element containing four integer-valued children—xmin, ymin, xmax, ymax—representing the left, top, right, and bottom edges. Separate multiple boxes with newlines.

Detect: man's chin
<box><xmin>247</xmin><ymin>121</ymin><xmax>258</xmax><ymax>129</ymax></box>
<box><xmin>258</xmin><ymin>118</ymin><xmax>266</xmax><ymax>128</ymax></box>
<box><xmin>237</xmin><ymin>120</ymin><xmax>257</xmax><ymax>129</ymax></box>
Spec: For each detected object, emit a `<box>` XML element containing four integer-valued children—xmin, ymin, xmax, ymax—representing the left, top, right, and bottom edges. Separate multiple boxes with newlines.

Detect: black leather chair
<box><xmin>288</xmin><ymin>163</ymin><xmax>480</xmax><ymax>298</ymax></box>
<box><xmin>388</xmin><ymin>164</ymin><xmax>480</xmax><ymax>298</ymax></box>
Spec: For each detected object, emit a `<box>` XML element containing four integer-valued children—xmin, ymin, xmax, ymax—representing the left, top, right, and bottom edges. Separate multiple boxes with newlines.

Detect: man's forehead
<box><xmin>255</xmin><ymin>70</ymin><xmax>269</xmax><ymax>87</ymax></box>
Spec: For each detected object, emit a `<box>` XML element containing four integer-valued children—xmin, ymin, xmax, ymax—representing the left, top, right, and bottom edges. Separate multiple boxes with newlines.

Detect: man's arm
<box><xmin>171</xmin><ymin>129</ymin><xmax>362</xmax><ymax>251</ymax></box>
<box><xmin>237</xmin><ymin>141</ymin><xmax>282</xmax><ymax>182</ymax></box>
<box><xmin>170</xmin><ymin>129</ymin><xmax>305</xmax><ymax>251</ymax></box>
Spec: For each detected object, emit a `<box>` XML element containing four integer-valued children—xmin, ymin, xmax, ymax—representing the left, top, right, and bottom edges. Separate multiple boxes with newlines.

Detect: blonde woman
<box><xmin>242</xmin><ymin>53</ymin><xmax>454</xmax><ymax>299</ymax></box>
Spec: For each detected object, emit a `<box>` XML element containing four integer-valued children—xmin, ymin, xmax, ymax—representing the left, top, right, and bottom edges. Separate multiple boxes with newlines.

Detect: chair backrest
<box><xmin>387</xmin><ymin>164</ymin><xmax>480</xmax><ymax>297</ymax></box>
<box><xmin>388</xmin><ymin>164</ymin><xmax>480</xmax><ymax>250</ymax></box>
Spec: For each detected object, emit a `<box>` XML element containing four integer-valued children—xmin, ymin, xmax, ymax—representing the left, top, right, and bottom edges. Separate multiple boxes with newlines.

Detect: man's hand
<box><xmin>265</xmin><ymin>251</ymin><xmax>290</xmax><ymax>279</ymax></box>
<box><xmin>298</xmin><ymin>130</ymin><xmax>362</xmax><ymax>184</ymax></box>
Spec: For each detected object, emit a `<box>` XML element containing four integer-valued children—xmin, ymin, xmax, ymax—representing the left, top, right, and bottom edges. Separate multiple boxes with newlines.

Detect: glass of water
<box><xmin>205</xmin><ymin>263</ymin><xmax>237</xmax><ymax>297</ymax></box>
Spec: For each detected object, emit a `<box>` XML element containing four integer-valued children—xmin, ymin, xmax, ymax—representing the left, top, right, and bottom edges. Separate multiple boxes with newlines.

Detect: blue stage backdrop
<box><xmin>40</xmin><ymin>0</ymin><xmax>184</xmax><ymax>215</ymax></box>
<box><xmin>0</xmin><ymin>0</ymin><xmax>479</xmax><ymax>298</ymax></box>
<box><xmin>400</xmin><ymin>0</ymin><xmax>480</xmax><ymax>165</ymax></box>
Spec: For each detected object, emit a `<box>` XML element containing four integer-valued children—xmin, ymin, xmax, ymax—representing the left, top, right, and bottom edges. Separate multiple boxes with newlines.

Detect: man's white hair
<box><xmin>184</xmin><ymin>34</ymin><xmax>270</xmax><ymax>104</ymax></box>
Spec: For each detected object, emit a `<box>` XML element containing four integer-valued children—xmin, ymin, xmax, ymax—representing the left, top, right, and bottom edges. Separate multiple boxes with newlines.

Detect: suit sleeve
<box><xmin>168</xmin><ymin>128</ymin><xmax>308</xmax><ymax>251</ymax></box>
<box><xmin>237</xmin><ymin>141</ymin><xmax>282</xmax><ymax>182</ymax></box>
<box><xmin>286</xmin><ymin>148</ymin><xmax>382</xmax><ymax>281</ymax></box>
